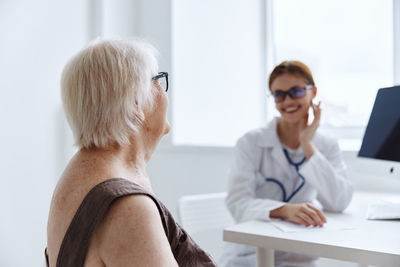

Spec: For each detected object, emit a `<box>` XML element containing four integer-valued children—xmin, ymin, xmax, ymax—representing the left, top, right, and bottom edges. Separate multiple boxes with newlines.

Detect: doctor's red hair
<box><xmin>268</xmin><ymin>60</ymin><xmax>315</xmax><ymax>89</ymax></box>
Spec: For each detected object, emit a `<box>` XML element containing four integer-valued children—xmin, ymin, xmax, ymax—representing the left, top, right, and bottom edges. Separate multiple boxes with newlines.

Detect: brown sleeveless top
<box><xmin>45</xmin><ymin>178</ymin><xmax>216</xmax><ymax>267</ymax></box>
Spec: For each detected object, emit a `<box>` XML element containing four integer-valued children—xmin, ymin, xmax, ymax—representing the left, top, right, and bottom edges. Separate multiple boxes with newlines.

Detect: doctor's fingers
<box><xmin>312</xmin><ymin>102</ymin><xmax>322</xmax><ymax>122</ymax></box>
<box><xmin>306</xmin><ymin>203</ymin><xmax>327</xmax><ymax>223</ymax></box>
<box><xmin>301</xmin><ymin>207</ymin><xmax>324</xmax><ymax>226</ymax></box>
<box><xmin>311</xmin><ymin>101</ymin><xmax>321</xmax><ymax>112</ymax></box>
<box><xmin>295</xmin><ymin>207</ymin><xmax>319</xmax><ymax>226</ymax></box>
<box><xmin>310</xmin><ymin>106</ymin><xmax>321</xmax><ymax>128</ymax></box>
<box><xmin>295</xmin><ymin>213</ymin><xmax>314</xmax><ymax>227</ymax></box>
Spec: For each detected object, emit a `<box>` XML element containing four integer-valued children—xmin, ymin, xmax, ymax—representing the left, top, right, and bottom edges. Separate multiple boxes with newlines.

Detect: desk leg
<box><xmin>257</xmin><ymin>247</ymin><xmax>274</xmax><ymax>267</ymax></box>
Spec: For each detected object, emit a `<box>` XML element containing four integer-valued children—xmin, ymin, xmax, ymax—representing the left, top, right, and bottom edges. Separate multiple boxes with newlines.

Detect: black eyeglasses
<box><xmin>152</xmin><ymin>72</ymin><xmax>169</xmax><ymax>92</ymax></box>
<box><xmin>271</xmin><ymin>84</ymin><xmax>313</xmax><ymax>103</ymax></box>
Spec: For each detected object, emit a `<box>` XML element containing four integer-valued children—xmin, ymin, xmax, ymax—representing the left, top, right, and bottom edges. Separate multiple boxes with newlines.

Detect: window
<box><xmin>270</xmin><ymin>0</ymin><xmax>393</xmax><ymax>133</ymax></box>
<box><xmin>172</xmin><ymin>0</ymin><xmax>266</xmax><ymax>146</ymax></box>
<box><xmin>172</xmin><ymin>0</ymin><xmax>396</xmax><ymax>147</ymax></box>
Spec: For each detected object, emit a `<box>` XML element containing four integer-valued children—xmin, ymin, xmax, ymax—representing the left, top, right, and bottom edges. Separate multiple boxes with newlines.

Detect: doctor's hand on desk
<box><xmin>270</xmin><ymin>203</ymin><xmax>327</xmax><ymax>227</ymax></box>
<box><xmin>299</xmin><ymin>101</ymin><xmax>321</xmax><ymax>160</ymax></box>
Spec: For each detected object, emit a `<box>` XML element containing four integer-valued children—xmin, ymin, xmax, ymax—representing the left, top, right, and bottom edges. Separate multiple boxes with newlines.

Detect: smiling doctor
<box><xmin>220</xmin><ymin>60</ymin><xmax>354</xmax><ymax>267</ymax></box>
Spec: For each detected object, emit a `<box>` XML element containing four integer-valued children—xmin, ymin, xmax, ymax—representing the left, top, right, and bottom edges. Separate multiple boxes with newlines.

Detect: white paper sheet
<box><xmin>269</xmin><ymin>218</ymin><xmax>356</xmax><ymax>233</ymax></box>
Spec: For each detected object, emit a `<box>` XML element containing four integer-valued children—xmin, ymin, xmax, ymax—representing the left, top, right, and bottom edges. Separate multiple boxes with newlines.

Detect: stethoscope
<box><xmin>265</xmin><ymin>148</ymin><xmax>306</xmax><ymax>202</ymax></box>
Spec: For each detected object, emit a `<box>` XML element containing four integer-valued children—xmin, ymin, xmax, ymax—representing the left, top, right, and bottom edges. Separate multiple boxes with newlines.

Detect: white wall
<box><xmin>0</xmin><ymin>1</ymin><xmax>88</xmax><ymax>266</ymax></box>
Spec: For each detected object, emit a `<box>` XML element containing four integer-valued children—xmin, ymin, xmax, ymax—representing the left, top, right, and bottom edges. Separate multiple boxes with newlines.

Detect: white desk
<box><xmin>223</xmin><ymin>192</ymin><xmax>400</xmax><ymax>267</ymax></box>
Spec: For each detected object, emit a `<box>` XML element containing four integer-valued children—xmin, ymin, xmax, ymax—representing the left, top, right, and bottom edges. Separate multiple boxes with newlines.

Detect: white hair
<box><xmin>61</xmin><ymin>38</ymin><xmax>159</xmax><ymax>149</ymax></box>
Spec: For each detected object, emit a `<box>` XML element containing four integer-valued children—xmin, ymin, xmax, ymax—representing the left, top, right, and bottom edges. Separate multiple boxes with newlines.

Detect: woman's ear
<box><xmin>312</xmin><ymin>86</ymin><xmax>317</xmax><ymax>98</ymax></box>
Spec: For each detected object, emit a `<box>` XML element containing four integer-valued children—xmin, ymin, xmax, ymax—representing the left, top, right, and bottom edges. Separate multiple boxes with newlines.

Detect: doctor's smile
<box><xmin>282</xmin><ymin>105</ymin><xmax>301</xmax><ymax>114</ymax></box>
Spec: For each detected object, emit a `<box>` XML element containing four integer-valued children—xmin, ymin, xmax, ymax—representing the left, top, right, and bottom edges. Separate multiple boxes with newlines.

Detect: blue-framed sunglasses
<box><xmin>271</xmin><ymin>84</ymin><xmax>314</xmax><ymax>103</ymax></box>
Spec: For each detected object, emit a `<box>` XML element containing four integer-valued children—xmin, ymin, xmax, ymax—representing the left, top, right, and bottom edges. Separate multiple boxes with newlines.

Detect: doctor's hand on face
<box><xmin>299</xmin><ymin>101</ymin><xmax>321</xmax><ymax>160</ymax></box>
<box><xmin>270</xmin><ymin>202</ymin><xmax>327</xmax><ymax>227</ymax></box>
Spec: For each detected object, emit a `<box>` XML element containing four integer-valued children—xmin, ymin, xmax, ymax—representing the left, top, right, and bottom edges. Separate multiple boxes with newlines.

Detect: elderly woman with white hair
<box><xmin>45</xmin><ymin>39</ymin><xmax>216</xmax><ymax>267</ymax></box>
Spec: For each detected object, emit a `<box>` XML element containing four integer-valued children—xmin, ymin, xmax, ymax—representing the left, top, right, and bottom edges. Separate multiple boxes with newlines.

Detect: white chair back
<box><xmin>178</xmin><ymin>192</ymin><xmax>234</xmax><ymax>261</ymax></box>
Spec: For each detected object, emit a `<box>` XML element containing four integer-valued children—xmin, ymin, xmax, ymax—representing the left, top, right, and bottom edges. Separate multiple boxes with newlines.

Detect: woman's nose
<box><xmin>282</xmin><ymin>94</ymin><xmax>295</xmax><ymax>104</ymax></box>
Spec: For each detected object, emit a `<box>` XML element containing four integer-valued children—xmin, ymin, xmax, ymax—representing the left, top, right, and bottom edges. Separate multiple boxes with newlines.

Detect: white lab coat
<box><xmin>219</xmin><ymin>118</ymin><xmax>354</xmax><ymax>267</ymax></box>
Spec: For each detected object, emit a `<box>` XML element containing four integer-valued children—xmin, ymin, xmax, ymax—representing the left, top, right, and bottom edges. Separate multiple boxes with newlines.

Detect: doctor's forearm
<box><xmin>270</xmin><ymin>205</ymin><xmax>287</xmax><ymax>219</ymax></box>
<box><xmin>300</xmin><ymin>142</ymin><xmax>315</xmax><ymax>160</ymax></box>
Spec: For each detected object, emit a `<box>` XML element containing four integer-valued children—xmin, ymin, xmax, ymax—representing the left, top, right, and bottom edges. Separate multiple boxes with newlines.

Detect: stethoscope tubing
<box><xmin>264</xmin><ymin>148</ymin><xmax>306</xmax><ymax>202</ymax></box>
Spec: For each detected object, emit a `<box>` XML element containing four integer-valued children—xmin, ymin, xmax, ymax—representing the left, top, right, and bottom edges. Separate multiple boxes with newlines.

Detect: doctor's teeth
<box><xmin>285</xmin><ymin>107</ymin><xmax>299</xmax><ymax>112</ymax></box>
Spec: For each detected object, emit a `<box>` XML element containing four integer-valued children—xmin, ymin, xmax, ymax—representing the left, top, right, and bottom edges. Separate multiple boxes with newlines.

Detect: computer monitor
<box><xmin>357</xmin><ymin>85</ymin><xmax>400</xmax><ymax>178</ymax></box>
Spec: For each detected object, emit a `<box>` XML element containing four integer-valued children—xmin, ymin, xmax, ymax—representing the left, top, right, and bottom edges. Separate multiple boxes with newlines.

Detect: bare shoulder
<box><xmin>93</xmin><ymin>194</ymin><xmax>178</xmax><ymax>267</ymax></box>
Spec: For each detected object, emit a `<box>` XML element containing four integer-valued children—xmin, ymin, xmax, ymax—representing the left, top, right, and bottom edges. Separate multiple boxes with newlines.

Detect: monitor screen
<box><xmin>358</xmin><ymin>86</ymin><xmax>400</xmax><ymax>162</ymax></box>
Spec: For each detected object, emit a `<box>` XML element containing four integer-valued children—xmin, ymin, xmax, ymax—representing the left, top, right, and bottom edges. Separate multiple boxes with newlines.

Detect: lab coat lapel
<box><xmin>258</xmin><ymin>118</ymin><xmax>290</xmax><ymax>178</ymax></box>
<box><xmin>270</xmin><ymin>145</ymin><xmax>290</xmax><ymax>177</ymax></box>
